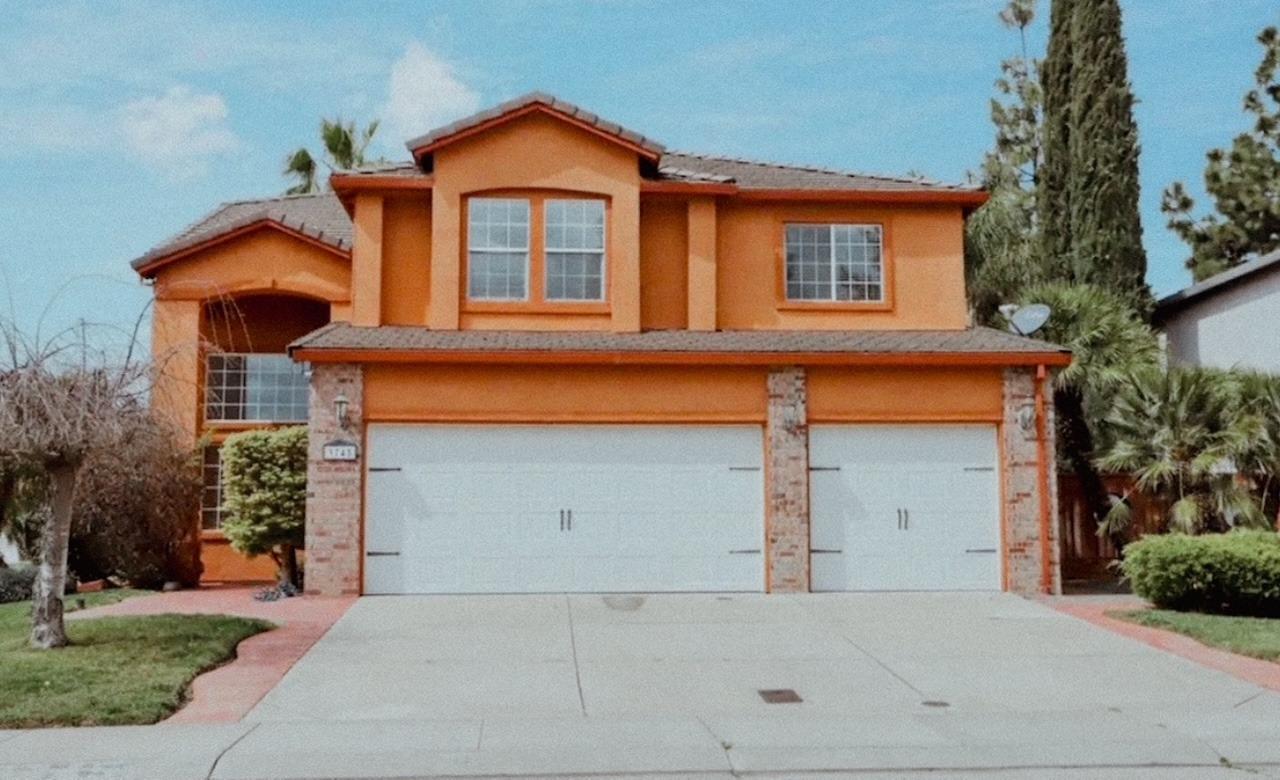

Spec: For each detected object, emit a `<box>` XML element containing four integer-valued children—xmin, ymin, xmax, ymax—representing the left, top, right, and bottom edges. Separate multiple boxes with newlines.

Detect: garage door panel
<box><xmin>811</xmin><ymin>424</ymin><xmax>1000</xmax><ymax>592</ymax></box>
<box><xmin>365</xmin><ymin>424</ymin><xmax>764</xmax><ymax>594</ymax></box>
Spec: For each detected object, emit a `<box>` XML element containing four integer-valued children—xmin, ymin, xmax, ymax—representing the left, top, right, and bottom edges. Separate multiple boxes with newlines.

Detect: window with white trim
<box><xmin>468</xmin><ymin>198</ymin><xmax>530</xmax><ymax>300</ymax></box>
<box><xmin>784</xmin><ymin>224</ymin><xmax>884</xmax><ymax>302</ymax></box>
<box><xmin>544</xmin><ymin>199</ymin><xmax>606</xmax><ymax>301</ymax></box>
<box><xmin>205</xmin><ymin>354</ymin><xmax>309</xmax><ymax>423</ymax></box>
<box><xmin>201</xmin><ymin>446</ymin><xmax>225</xmax><ymax>530</ymax></box>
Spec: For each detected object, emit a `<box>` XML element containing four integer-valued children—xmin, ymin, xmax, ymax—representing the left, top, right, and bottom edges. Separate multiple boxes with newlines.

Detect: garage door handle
<box><xmin>965</xmin><ymin>548</ymin><xmax>997</xmax><ymax>554</ymax></box>
<box><xmin>560</xmin><ymin>510</ymin><xmax>565</xmax><ymax>532</ymax></box>
<box><xmin>810</xmin><ymin>548</ymin><xmax>842</xmax><ymax>554</ymax></box>
<box><xmin>728</xmin><ymin>548</ymin><xmax>761</xmax><ymax>554</ymax></box>
<box><xmin>366</xmin><ymin>551</ymin><xmax>401</xmax><ymax>557</ymax></box>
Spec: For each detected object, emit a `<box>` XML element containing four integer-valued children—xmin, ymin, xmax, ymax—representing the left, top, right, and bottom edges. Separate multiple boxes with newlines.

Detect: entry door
<box><xmin>364</xmin><ymin>424</ymin><xmax>765</xmax><ymax>594</ymax></box>
<box><xmin>809</xmin><ymin>424</ymin><xmax>1001</xmax><ymax>591</ymax></box>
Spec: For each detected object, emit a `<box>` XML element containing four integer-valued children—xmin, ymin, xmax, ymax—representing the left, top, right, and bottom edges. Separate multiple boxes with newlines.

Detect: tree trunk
<box><xmin>0</xmin><ymin>471</ymin><xmax>15</xmax><ymax>568</ymax></box>
<box><xmin>1055</xmin><ymin>388</ymin><xmax>1115</xmax><ymax>544</ymax></box>
<box><xmin>30</xmin><ymin>463</ymin><xmax>77</xmax><ymax>649</ymax></box>
<box><xmin>278</xmin><ymin>543</ymin><xmax>299</xmax><ymax>589</ymax></box>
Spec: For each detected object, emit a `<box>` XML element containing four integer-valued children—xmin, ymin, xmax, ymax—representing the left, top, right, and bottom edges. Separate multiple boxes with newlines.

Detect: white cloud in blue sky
<box><xmin>0</xmin><ymin>0</ymin><xmax>1276</xmax><ymax>337</ymax></box>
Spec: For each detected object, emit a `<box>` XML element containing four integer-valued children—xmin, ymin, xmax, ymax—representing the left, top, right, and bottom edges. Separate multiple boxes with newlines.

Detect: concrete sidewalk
<box><xmin>5</xmin><ymin>592</ymin><xmax>1280</xmax><ymax>779</ymax></box>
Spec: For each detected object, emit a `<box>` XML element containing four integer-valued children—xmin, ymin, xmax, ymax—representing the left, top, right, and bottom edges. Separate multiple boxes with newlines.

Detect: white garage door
<box><xmin>364</xmin><ymin>424</ymin><xmax>764</xmax><ymax>594</ymax></box>
<box><xmin>810</xmin><ymin>424</ymin><xmax>1001</xmax><ymax>591</ymax></box>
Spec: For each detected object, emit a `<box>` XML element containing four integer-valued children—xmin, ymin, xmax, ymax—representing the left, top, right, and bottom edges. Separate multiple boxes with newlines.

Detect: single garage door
<box><xmin>364</xmin><ymin>424</ymin><xmax>765</xmax><ymax>594</ymax></box>
<box><xmin>810</xmin><ymin>424</ymin><xmax>1001</xmax><ymax>591</ymax></box>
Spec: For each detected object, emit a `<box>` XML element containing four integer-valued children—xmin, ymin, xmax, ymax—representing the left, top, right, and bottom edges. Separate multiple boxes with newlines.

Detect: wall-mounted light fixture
<box><xmin>334</xmin><ymin>393</ymin><xmax>350</xmax><ymax>431</ymax></box>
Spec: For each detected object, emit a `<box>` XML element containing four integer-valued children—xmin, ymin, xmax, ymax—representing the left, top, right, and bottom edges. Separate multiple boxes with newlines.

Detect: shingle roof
<box><xmin>658</xmin><ymin>152</ymin><xmax>977</xmax><ymax>193</ymax></box>
<box><xmin>1154</xmin><ymin>248</ymin><xmax>1280</xmax><ymax>322</ymax></box>
<box><xmin>132</xmin><ymin>193</ymin><xmax>351</xmax><ymax>273</ymax></box>
<box><xmin>290</xmin><ymin>324</ymin><xmax>1067</xmax><ymax>363</ymax></box>
<box><xmin>405</xmin><ymin>91</ymin><xmax>666</xmax><ymax>158</ymax></box>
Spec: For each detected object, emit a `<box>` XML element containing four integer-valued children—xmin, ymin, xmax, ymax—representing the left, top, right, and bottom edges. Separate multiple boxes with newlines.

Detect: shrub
<box><xmin>220</xmin><ymin>426</ymin><xmax>307</xmax><ymax>587</ymax></box>
<box><xmin>1122</xmin><ymin>531</ymin><xmax>1280</xmax><ymax>616</ymax></box>
<box><xmin>0</xmin><ymin>565</ymin><xmax>36</xmax><ymax>604</ymax></box>
<box><xmin>66</xmin><ymin>420</ymin><xmax>203</xmax><ymax>589</ymax></box>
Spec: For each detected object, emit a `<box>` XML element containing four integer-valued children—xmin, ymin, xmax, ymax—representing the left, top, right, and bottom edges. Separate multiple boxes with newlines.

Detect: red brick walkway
<box><xmin>73</xmin><ymin>586</ymin><xmax>354</xmax><ymax>723</ymax></box>
<box><xmin>1045</xmin><ymin>595</ymin><xmax>1280</xmax><ymax>694</ymax></box>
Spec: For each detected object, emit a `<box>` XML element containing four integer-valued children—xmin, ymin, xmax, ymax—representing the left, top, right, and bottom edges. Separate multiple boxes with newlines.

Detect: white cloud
<box><xmin>382</xmin><ymin>43</ymin><xmax>480</xmax><ymax>149</ymax></box>
<box><xmin>117</xmin><ymin>86</ymin><xmax>239</xmax><ymax>177</ymax></box>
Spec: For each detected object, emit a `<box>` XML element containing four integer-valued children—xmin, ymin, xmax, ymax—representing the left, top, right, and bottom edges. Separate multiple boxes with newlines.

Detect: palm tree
<box><xmin>1016</xmin><ymin>283</ymin><xmax>1160</xmax><ymax>541</ymax></box>
<box><xmin>1098</xmin><ymin>367</ymin><xmax>1267</xmax><ymax>534</ymax></box>
<box><xmin>1218</xmin><ymin>371</ymin><xmax>1280</xmax><ymax>524</ymax></box>
<box><xmin>283</xmin><ymin>118</ymin><xmax>383</xmax><ymax>195</ymax></box>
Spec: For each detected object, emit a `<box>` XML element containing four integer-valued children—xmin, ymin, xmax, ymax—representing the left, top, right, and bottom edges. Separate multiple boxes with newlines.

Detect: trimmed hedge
<box><xmin>1122</xmin><ymin>531</ymin><xmax>1280</xmax><ymax>616</ymax></box>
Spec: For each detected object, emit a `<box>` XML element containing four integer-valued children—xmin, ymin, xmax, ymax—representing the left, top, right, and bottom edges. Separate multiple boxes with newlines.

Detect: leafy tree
<box><xmin>1098</xmin><ymin>368</ymin><xmax>1268</xmax><ymax>535</ymax></box>
<box><xmin>1216</xmin><ymin>371</ymin><xmax>1280</xmax><ymax>523</ymax></box>
<box><xmin>1018</xmin><ymin>283</ymin><xmax>1160</xmax><ymax>540</ymax></box>
<box><xmin>219</xmin><ymin>426</ymin><xmax>307</xmax><ymax>587</ymax></box>
<box><xmin>1038</xmin><ymin>0</ymin><xmax>1148</xmax><ymax>299</ymax></box>
<box><xmin>966</xmin><ymin>0</ymin><xmax>1046</xmax><ymax>323</ymax></box>
<box><xmin>1162</xmin><ymin>26</ymin><xmax>1280</xmax><ymax>280</ymax></box>
<box><xmin>284</xmin><ymin>118</ymin><xmax>383</xmax><ymax>195</ymax></box>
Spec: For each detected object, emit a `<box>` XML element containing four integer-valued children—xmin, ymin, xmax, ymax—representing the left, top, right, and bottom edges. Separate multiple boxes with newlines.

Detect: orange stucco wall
<box><xmin>715</xmin><ymin>201</ymin><xmax>969</xmax><ymax>331</ymax></box>
<box><xmin>807</xmin><ymin>366</ymin><xmax>1004</xmax><ymax>422</ymax></box>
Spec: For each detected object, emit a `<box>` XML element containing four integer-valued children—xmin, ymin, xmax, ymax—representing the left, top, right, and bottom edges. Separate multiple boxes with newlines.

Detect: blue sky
<box><xmin>0</xmin><ymin>0</ymin><xmax>1275</xmax><ymax>338</ymax></box>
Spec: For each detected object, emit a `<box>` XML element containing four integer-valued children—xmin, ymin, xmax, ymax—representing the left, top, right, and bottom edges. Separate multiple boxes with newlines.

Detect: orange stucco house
<box><xmin>135</xmin><ymin>93</ymin><xmax>1068</xmax><ymax>596</ymax></box>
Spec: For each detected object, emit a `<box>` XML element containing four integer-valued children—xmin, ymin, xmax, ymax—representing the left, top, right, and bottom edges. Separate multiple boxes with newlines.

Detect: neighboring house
<box><xmin>1154</xmin><ymin>248</ymin><xmax>1280</xmax><ymax>372</ymax></box>
<box><xmin>134</xmin><ymin>92</ymin><xmax>1069</xmax><ymax>596</ymax></box>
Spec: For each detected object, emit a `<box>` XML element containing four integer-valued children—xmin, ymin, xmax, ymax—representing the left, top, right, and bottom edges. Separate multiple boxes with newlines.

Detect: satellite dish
<box><xmin>1006</xmin><ymin>303</ymin><xmax>1052</xmax><ymax>336</ymax></box>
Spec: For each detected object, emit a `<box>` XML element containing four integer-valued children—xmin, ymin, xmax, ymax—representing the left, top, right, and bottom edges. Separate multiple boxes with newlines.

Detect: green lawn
<box><xmin>0</xmin><ymin>590</ymin><xmax>272</xmax><ymax>727</ymax></box>
<box><xmin>1112</xmin><ymin>609</ymin><xmax>1280</xmax><ymax>663</ymax></box>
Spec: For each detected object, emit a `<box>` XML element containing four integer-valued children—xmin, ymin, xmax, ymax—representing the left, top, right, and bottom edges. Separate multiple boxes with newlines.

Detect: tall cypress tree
<box><xmin>1038</xmin><ymin>0</ymin><xmax>1073</xmax><ymax>282</ymax></box>
<box><xmin>1038</xmin><ymin>0</ymin><xmax>1148</xmax><ymax>298</ymax></box>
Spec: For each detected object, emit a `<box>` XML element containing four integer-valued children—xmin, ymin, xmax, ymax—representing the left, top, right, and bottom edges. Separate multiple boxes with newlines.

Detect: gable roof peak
<box><xmin>404</xmin><ymin>91</ymin><xmax>665</xmax><ymax>161</ymax></box>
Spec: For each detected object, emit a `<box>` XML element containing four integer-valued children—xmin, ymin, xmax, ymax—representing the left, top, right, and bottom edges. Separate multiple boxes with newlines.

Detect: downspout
<box><xmin>1034</xmin><ymin>364</ymin><xmax>1053</xmax><ymax>594</ymax></box>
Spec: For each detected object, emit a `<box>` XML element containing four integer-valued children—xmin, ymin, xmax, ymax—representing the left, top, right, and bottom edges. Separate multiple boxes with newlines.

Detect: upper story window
<box><xmin>465</xmin><ymin>195</ymin><xmax>608</xmax><ymax>305</ymax></box>
<box><xmin>545</xmin><ymin>199</ymin><xmax>605</xmax><ymax>301</ymax></box>
<box><xmin>205</xmin><ymin>354</ymin><xmax>308</xmax><ymax>423</ymax></box>
<box><xmin>784</xmin><ymin>224</ymin><xmax>884</xmax><ymax>303</ymax></box>
<box><xmin>467</xmin><ymin>198</ymin><xmax>530</xmax><ymax>300</ymax></box>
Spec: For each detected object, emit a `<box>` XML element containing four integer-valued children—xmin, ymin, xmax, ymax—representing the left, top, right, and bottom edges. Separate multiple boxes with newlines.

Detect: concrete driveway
<box><xmin>211</xmin><ymin>592</ymin><xmax>1280</xmax><ymax>778</ymax></box>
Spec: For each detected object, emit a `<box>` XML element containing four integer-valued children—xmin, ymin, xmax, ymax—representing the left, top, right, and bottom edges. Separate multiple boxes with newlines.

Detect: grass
<box><xmin>0</xmin><ymin>590</ymin><xmax>272</xmax><ymax>727</ymax></box>
<box><xmin>1112</xmin><ymin>609</ymin><xmax>1280</xmax><ymax>663</ymax></box>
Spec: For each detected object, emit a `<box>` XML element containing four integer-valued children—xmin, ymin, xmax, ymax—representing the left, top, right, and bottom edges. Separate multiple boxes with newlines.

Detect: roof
<box><xmin>1155</xmin><ymin>248</ymin><xmax>1280</xmax><ymax>321</ymax></box>
<box><xmin>657</xmin><ymin>153</ymin><xmax>978</xmax><ymax>194</ymax></box>
<box><xmin>290</xmin><ymin>324</ymin><xmax>1069</xmax><ymax>366</ymax></box>
<box><xmin>132</xmin><ymin>193</ymin><xmax>351</xmax><ymax>274</ymax></box>
<box><xmin>405</xmin><ymin>91</ymin><xmax>666</xmax><ymax>160</ymax></box>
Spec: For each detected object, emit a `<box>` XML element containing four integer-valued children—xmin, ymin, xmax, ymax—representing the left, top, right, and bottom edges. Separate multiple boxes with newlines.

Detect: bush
<box><xmin>1122</xmin><ymin>531</ymin><xmax>1280</xmax><ymax>616</ymax></box>
<box><xmin>220</xmin><ymin>426</ymin><xmax>307</xmax><ymax>587</ymax></box>
<box><xmin>0</xmin><ymin>565</ymin><xmax>36</xmax><ymax>604</ymax></box>
<box><xmin>2</xmin><ymin>417</ymin><xmax>203</xmax><ymax>589</ymax></box>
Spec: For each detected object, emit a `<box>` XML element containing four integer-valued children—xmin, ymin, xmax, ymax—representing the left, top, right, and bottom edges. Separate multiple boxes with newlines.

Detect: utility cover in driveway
<box><xmin>364</xmin><ymin>424</ymin><xmax>765</xmax><ymax>594</ymax></box>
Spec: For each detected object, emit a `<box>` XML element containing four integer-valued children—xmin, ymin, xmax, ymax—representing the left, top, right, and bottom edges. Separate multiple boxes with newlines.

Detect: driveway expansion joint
<box><xmin>565</xmin><ymin>594</ymin><xmax>588</xmax><ymax>716</ymax></box>
<box><xmin>206</xmin><ymin>722</ymin><xmax>259</xmax><ymax>780</ymax></box>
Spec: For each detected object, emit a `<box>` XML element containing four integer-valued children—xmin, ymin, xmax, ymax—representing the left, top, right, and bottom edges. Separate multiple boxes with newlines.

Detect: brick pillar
<box><xmin>1002</xmin><ymin>368</ymin><xmax>1061</xmax><ymax>595</ymax></box>
<box><xmin>765</xmin><ymin>367</ymin><xmax>809</xmax><ymax>592</ymax></box>
<box><xmin>305</xmin><ymin>363</ymin><xmax>364</xmax><ymax>596</ymax></box>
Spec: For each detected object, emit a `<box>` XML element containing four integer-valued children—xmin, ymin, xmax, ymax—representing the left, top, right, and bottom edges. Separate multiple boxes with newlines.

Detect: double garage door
<box><xmin>364</xmin><ymin>423</ymin><xmax>1000</xmax><ymax>594</ymax></box>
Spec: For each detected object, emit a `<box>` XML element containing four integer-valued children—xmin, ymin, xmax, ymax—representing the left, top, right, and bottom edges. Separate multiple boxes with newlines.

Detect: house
<box><xmin>134</xmin><ymin>92</ymin><xmax>1069</xmax><ymax>596</ymax></box>
<box><xmin>1154</xmin><ymin>248</ymin><xmax>1280</xmax><ymax>373</ymax></box>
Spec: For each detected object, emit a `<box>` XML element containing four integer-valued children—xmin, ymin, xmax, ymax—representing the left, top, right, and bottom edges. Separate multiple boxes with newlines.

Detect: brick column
<box><xmin>305</xmin><ymin>363</ymin><xmax>364</xmax><ymax>596</ymax></box>
<box><xmin>765</xmin><ymin>367</ymin><xmax>809</xmax><ymax>592</ymax></box>
<box><xmin>1002</xmin><ymin>368</ymin><xmax>1061</xmax><ymax>595</ymax></box>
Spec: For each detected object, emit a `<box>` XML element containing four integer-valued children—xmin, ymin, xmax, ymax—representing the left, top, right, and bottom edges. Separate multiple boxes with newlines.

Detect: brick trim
<box><xmin>765</xmin><ymin>367</ymin><xmax>809</xmax><ymax>592</ymax></box>
<box><xmin>305</xmin><ymin>363</ymin><xmax>364</xmax><ymax>596</ymax></box>
<box><xmin>1001</xmin><ymin>367</ymin><xmax>1061</xmax><ymax>595</ymax></box>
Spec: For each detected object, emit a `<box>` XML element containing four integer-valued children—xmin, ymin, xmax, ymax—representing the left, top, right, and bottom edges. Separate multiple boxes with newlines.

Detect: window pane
<box><xmin>467</xmin><ymin>198</ymin><xmax>529</xmax><ymax>300</ymax></box>
<box><xmin>205</xmin><ymin>353</ymin><xmax>308</xmax><ymax>422</ymax></box>
<box><xmin>201</xmin><ymin>446</ymin><xmax>224</xmax><ymax>529</ymax></box>
<box><xmin>545</xmin><ymin>199</ymin><xmax>606</xmax><ymax>301</ymax></box>
<box><xmin>784</xmin><ymin>223</ymin><xmax>882</xmax><ymax>302</ymax></box>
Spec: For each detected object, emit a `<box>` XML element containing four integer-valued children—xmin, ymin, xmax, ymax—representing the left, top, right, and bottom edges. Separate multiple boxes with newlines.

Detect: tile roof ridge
<box><xmin>664</xmin><ymin>150</ymin><xmax>972</xmax><ymax>190</ymax></box>
<box><xmin>218</xmin><ymin>191</ymin><xmax>337</xmax><ymax>208</ymax></box>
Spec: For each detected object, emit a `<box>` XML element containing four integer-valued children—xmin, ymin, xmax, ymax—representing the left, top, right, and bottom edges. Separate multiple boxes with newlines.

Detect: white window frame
<box><xmin>201</xmin><ymin>446</ymin><xmax>225</xmax><ymax>530</ymax></box>
<box><xmin>467</xmin><ymin>197</ymin><xmax>531</xmax><ymax>302</ymax></box>
<box><xmin>783</xmin><ymin>223</ymin><xmax>885</xmax><ymax>303</ymax></box>
<box><xmin>204</xmin><ymin>353</ymin><xmax>309</xmax><ymax>424</ymax></box>
<box><xmin>543</xmin><ymin>198</ymin><xmax>607</xmax><ymax>302</ymax></box>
